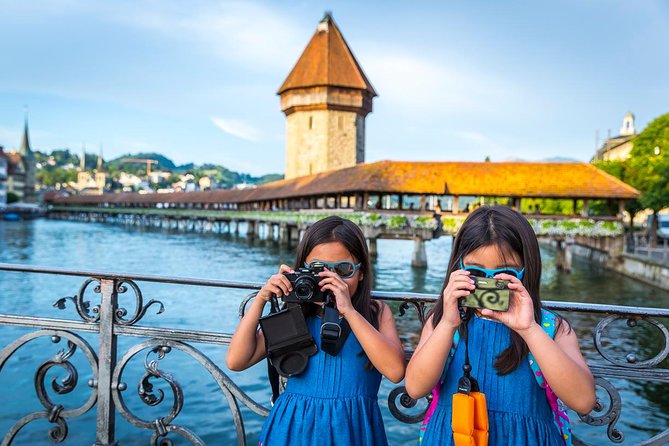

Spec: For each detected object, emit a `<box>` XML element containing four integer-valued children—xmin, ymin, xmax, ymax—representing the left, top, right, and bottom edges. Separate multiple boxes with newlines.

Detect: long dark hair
<box><xmin>293</xmin><ymin>216</ymin><xmax>380</xmax><ymax>330</ymax></box>
<box><xmin>428</xmin><ymin>205</ymin><xmax>564</xmax><ymax>375</ymax></box>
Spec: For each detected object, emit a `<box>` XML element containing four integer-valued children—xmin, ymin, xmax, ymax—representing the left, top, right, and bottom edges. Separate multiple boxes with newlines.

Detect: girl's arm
<box><xmin>225</xmin><ymin>265</ymin><xmax>294</xmax><ymax>371</ymax></box>
<box><xmin>518</xmin><ymin>321</ymin><xmax>596</xmax><ymax>414</ymax></box>
<box><xmin>318</xmin><ymin>270</ymin><xmax>405</xmax><ymax>383</ymax></box>
<box><xmin>343</xmin><ymin>301</ymin><xmax>406</xmax><ymax>383</ymax></box>
<box><xmin>404</xmin><ymin>315</ymin><xmax>457</xmax><ymax>398</ymax></box>
<box><xmin>481</xmin><ymin>273</ymin><xmax>596</xmax><ymax>414</ymax></box>
<box><xmin>404</xmin><ymin>269</ymin><xmax>476</xmax><ymax>399</ymax></box>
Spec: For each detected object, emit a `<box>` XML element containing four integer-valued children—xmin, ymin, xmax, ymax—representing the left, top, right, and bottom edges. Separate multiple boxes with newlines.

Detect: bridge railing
<box><xmin>0</xmin><ymin>263</ymin><xmax>667</xmax><ymax>445</ymax></box>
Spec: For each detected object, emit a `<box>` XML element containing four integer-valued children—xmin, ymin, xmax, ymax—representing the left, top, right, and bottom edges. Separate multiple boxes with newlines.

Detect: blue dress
<box><xmin>258</xmin><ymin>316</ymin><xmax>388</xmax><ymax>446</ymax></box>
<box><xmin>421</xmin><ymin>315</ymin><xmax>563</xmax><ymax>446</ymax></box>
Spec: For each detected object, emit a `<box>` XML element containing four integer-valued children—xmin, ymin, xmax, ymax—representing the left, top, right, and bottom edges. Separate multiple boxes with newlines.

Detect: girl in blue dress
<box><xmin>226</xmin><ymin>216</ymin><xmax>405</xmax><ymax>446</ymax></box>
<box><xmin>405</xmin><ymin>206</ymin><xmax>596</xmax><ymax>445</ymax></box>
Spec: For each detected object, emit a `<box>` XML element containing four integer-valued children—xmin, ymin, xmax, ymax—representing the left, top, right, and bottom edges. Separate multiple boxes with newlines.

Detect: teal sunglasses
<box><xmin>305</xmin><ymin>260</ymin><xmax>362</xmax><ymax>279</ymax></box>
<box><xmin>459</xmin><ymin>259</ymin><xmax>525</xmax><ymax>280</ymax></box>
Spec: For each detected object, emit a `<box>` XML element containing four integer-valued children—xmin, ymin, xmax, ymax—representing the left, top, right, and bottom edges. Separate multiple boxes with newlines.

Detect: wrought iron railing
<box><xmin>0</xmin><ymin>263</ymin><xmax>668</xmax><ymax>445</ymax></box>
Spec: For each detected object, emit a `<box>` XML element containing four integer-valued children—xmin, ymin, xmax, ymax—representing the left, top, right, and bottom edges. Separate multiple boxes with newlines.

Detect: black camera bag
<box><xmin>259</xmin><ymin>305</ymin><xmax>317</xmax><ymax>378</ymax></box>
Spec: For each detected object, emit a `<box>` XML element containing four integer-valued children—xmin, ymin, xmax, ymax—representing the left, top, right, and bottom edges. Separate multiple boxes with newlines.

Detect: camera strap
<box><xmin>452</xmin><ymin>305</ymin><xmax>489</xmax><ymax>446</ymax></box>
<box><xmin>320</xmin><ymin>294</ymin><xmax>351</xmax><ymax>356</ymax></box>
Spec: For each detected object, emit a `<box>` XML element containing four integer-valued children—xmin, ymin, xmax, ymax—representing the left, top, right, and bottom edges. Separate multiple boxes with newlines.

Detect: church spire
<box><xmin>19</xmin><ymin>109</ymin><xmax>32</xmax><ymax>157</ymax></box>
<box><xmin>97</xmin><ymin>144</ymin><xmax>103</xmax><ymax>171</ymax></box>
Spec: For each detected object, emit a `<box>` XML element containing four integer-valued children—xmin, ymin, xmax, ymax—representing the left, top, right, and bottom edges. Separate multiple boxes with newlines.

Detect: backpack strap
<box><xmin>419</xmin><ymin>329</ymin><xmax>460</xmax><ymax>443</ymax></box>
<box><xmin>528</xmin><ymin>309</ymin><xmax>573</xmax><ymax>446</ymax></box>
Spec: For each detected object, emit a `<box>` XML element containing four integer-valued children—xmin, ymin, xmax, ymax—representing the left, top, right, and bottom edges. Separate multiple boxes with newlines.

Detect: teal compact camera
<box><xmin>460</xmin><ymin>277</ymin><xmax>510</xmax><ymax>312</ymax></box>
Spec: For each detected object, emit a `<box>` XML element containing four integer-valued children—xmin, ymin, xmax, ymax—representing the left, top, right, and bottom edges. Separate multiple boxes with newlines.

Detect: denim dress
<box><xmin>420</xmin><ymin>315</ymin><xmax>563</xmax><ymax>446</ymax></box>
<box><xmin>258</xmin><ymin>316</ymin><xmax>388</xmax><ymax>446</ymax></box>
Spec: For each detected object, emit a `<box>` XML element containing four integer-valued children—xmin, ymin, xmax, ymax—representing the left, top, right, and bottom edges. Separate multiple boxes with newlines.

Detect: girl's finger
<box><xmin>450</xmin><ymin>269</ymin><xmax>471</xmax><ymax>278</ymax></box>
<box><xmin>278</xmin><ymin>264</ymin><xmax>294</xmax><ymax>274</ymax></box>
<box><xmin>264</xmin><ymin>284</ymin><xmax>283</xmax><ymax>297</ymax></box>
<box><xmin>494</xmin><ymin>273</ymin><xmax>521</xmax><ymax>283</ymax></box>
<box><xmin>320</xmin><ymin>284</ymin><xmax>343</xmax><ymax>297</ymax></box>
<box><xmin>278</xmin><ymin>275</ymin><xmax>293</xmax><ymax>291</ymax></box>
<box><xmin>480</xmin><ymin>308</ymin><xmax>502</xmax><ymax>319</ymax></box>
<box><xmin>271</xmin><ymin>280</ymin><xmax>290</xmax><ymax>296</ymax></box>
<box><xmin>451</xmin><ymin>289</ymin><xmax>471</xmax><ymax>298</ymax></box>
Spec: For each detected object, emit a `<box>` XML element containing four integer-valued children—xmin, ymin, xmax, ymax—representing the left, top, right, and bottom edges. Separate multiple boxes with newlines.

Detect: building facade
<box><xmin>278</xmin><ymin>14</ymin><xmax>376</xmax><ymax>179</ymax></box>
<box><xmin>593</xmin><ymin>112</ymin><xmax>637</xmax><ymax>161</ymax></box>
<box><xmin>5</xmin><ymin>116</ymin><xmax>37</xmax><ymax>203</ymax></box>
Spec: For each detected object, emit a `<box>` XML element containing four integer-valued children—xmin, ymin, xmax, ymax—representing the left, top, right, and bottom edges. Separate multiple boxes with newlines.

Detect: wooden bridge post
<box><xmin>555</xmin><ymin>238</ymin><xmax>573</xmax><ymax>273</ymax></box>
<box><xmin>246</xmin><ymin>221</ymin><xmax>256</xmax><ymax>238</ymax></box>
<box><xmin>367</xmin><ymin>238</ymin><xmax>378</xmax><ymax>259</ymax></box>
<box><xmin>564</xmin><ymin>237</ymin><xmax>573</xmax><ymax>273</ymax></box>
<box><xmin>412</xmin><ymin>237</ymin><xmax>428</xmax><ymax>268</ymax></box>
<box><xmin>279</xmin><ymin>224</ymin><xmax>289</xmax><ymax>247</ymax></box>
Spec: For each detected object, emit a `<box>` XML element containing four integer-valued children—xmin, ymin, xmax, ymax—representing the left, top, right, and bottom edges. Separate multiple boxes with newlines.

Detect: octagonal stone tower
<box><xmin>278</xmin><ymin>14</ymin><xmax>377</xmax><ymax>179</ymax></box>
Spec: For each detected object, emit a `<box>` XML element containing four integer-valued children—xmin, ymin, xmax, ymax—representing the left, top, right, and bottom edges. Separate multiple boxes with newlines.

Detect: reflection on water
<box><xmin>0</xmin><ymin>219</ymin><xmax>667</xmax><ymax>444</ymax></box>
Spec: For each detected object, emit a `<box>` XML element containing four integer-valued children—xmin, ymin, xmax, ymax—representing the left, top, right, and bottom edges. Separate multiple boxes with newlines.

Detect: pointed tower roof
<box><xmin>277</xmin><ymin>14</ymin><xmax>377</xmax><ymax>96</ymax></box>
<box><xmin>19</xmin><ymin>112</ymin><xmax>32</xmax><ymax>157</ymax></box>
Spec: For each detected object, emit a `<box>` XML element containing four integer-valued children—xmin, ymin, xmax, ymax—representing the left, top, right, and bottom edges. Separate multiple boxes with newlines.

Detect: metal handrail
<box><xmin>2</xmin><ymin>263</ymin><xmax>669</xmax><ymax>316</ymax></box>
<box><xmin>1</xmin><ymin>262</ymin><xmax>669</xmax><ymax>445</ymax></box>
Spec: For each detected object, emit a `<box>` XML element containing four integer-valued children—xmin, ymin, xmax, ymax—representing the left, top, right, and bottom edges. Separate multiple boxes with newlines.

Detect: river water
<box><xmin>0</xmin><ymin>219</ymin><xmax>668</xmax><ymax>445</ymax></box>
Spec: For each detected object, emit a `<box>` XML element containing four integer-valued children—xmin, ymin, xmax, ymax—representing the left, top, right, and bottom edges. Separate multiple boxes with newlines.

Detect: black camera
<box><xmin>283</xmin><ymin>263</ymin><xmax>329</xmax><ymax>303</ymax></box>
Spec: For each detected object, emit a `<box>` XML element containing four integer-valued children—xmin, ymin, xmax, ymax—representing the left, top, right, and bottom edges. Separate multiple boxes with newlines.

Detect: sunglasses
<box><xmin>305</xmin><ymin>260</ymin><xmax>362</xmax><ymax>279</ymax></box>
<box><xmin>459</xmin><ymin>259</ymin><xmax>525</xmax><ymax>280</ymax></box>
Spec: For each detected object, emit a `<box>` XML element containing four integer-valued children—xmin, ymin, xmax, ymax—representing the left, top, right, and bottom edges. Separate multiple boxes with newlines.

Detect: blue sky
<box><xmin>0</xmin><ymin>0</ymin><xmax>668</xmax><ymax>175</ymax></box>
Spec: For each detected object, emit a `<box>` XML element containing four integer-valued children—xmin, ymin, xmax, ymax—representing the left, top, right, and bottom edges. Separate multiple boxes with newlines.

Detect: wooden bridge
<box><xmin>46</xmin><ymin>160</ymin><xmax>639</xmax><ymax>268</ymax></box>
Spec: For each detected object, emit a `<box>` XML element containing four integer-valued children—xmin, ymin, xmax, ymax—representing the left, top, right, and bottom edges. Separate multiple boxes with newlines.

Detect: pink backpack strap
<box><xmin>419</xmin><ymin>330</ymin><xmax>459</xmax><ymax>443</ymax></box>
<box><xmin>528</xmin><ymin>309</ymin><xmax>573</xmax><ymax>446</ymax></box>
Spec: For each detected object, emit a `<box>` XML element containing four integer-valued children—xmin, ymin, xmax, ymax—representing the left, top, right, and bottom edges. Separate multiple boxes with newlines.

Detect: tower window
<box><xmin>338</xmin><ymin>115</ymin><xmax>344</xmax><ymax>130</ymax></box>
<box><xmin>309</xmin><ymin>116</ymin><xmax>313</xmax><ymax>130</ymax></box>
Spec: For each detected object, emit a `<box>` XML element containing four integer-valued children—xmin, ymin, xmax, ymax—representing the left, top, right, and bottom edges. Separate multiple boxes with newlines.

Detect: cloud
<box><xmin>211</xmin><ymin>117</ymin><xmax>261</xmax><ymax>142</ymax></box>
<box><xmin>114</xmin><ymin>2</ymin><xmax>303</xmax><ymax>72</ymax></box>
<box><xmin>361</xmin><ymin>50</ymin><xmax>524</xmax><ymax>115</ymax></box>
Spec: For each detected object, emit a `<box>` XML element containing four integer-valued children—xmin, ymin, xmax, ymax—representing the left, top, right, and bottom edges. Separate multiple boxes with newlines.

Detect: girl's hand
<box><xmin>441</xmin><ymin>269</ymin><xmax>476</xmax><ymax>329</ymax></box>
<box><xmin>256</xmin><ymin>264</ymin><xmax>294</xmax><ymax>302</ymax></box>
<box><xmin>318</xmin><ymin>269</ymin><xmax>354</xmax><ymax>316</ymax></box>
<box><xmin>480</xmin><ymin>273</ymin><xmax>535</xmax><ymax>333</ymax></box>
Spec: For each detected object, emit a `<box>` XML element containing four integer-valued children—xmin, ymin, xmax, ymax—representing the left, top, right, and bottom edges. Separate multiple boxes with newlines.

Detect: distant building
<box><xmin>118</xmin><ymin>172</ymin><xmax>143</xmax><ymax>191</ymax></box>
<box><xmin>198</xmin><ymin>175</ymin><xmax>212</xmax><ymax>190</ymax></box>
<box><xmin>5</xmin><ymin>115</ymin><xmax>37</xmax><ymax>202</ymax></box>
<box><xmin>73</xmin><ymin>148</ymin><xmax>107</xmax><ymax>195</ymax></box>
<box><xmin>593</xmin><ymin>112</ymin><xmax>636</xmax><ymax>161</ymax></box>
<box><xmin>278</xmin><ymin>14</ymin><xmax>377</xmax><ymax>179</ymax></box>
<box><xmin>0</xmin><ymin>146</ymin><xmax>8</xmax><ymax>208</ymax></box>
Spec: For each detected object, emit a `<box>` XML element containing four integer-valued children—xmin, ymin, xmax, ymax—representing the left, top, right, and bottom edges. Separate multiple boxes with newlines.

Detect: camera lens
<box><xmin>294</xmin><ymin>277</ymin><xmax>315</xmax><ymax>300</ymax></box>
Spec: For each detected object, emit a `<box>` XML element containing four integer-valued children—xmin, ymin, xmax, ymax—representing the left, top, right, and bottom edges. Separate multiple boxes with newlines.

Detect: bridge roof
<box><xmin>242</xmin><ymin>160</ymin><xmax>639</xmax><ymax>200</ymax></box>
<box><xmin>50</xmin><ymin>160</ymin><xmax>639</xmax><ymax>206</ymax></box>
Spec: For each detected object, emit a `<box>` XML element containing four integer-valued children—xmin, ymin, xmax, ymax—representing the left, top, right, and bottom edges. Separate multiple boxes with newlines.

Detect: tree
<box><xmin>592</xmin><ymin>160</ymin><xmax>643</xmax><ymax>230</ymax></box>
<box><xmin>628</xmin><ymin>113</ymin><xmax>669</xmax><ymax>246</ymax></box>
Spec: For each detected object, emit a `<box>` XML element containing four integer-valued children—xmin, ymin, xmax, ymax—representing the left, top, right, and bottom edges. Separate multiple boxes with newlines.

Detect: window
<box><xmin>309</xmin><ymin>116</ymin><xmax>313</xmax><ymax>130</ymax></box>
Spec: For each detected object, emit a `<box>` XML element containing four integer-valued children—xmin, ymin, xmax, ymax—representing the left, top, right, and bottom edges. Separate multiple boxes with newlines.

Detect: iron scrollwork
<box><xmin>579</xmin><ymin>377</ymin><xmax>624</xmax><ymax>444</ymax></box>
<box><xmin>0</xmin><ymin>330</ymin><xmax>98</xmax><ymax>445</ymax></box>
<box><xmin>594</xmin><ymin>315</ymin><xmax>669</xmax><ymax>369</ymax></box>
<box><xmin>111</xmin><ymin>339</ymin><xmax>270</xmax><ymax>446</ymax></box>
<box><xmin>114</xmin><ymin>280</ymin><xmax>165</xmax><ymax>326</ymax></box>
<box><xmin>398</xmin><ymin>301</ymin><xmax>429</xmax><ymax>326</ymax></box>
<box><xmin>388</xmin><ymin>385</ymin><xmax>432</xmax><ymax>424</ymax></box>
<box><xmin>53</xmin><ymin>278</ymin><xmax>165</xmax><ymax>326</ymax></box>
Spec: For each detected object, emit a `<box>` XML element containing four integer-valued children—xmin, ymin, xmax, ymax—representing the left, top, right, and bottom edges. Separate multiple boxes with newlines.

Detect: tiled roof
<box><xmin>6</xmin><ymin>152</ymin><xmax>25</xmax><ymax>174</ymax></box>
<box><xmin>238</xmin><ymin>161</ymin><xmax>639</xmax><ymax>200</ymax></box>
<box><xmin>277</xmin><ymin>14</ymin><xmax>376</xmax><ymax>96</ymax></box>
<box><xmin>51</xmin><ymin>160</ymin><xmax>639</xmax><ymax>205</ymax></box>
